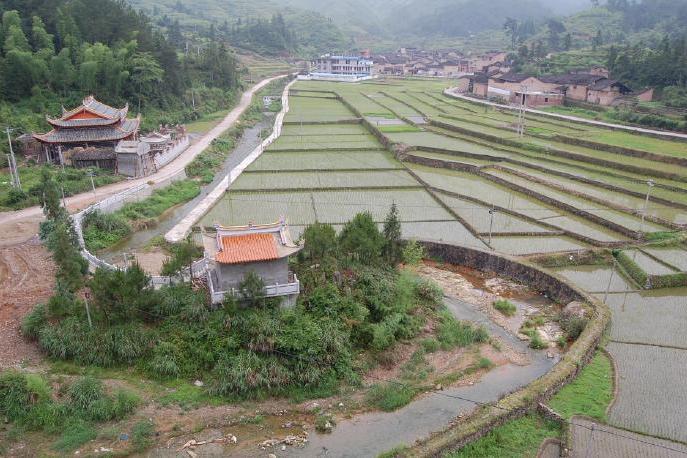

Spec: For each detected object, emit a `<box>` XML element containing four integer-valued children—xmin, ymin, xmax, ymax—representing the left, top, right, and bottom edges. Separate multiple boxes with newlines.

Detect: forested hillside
<box><xmin>0</xmin><ymin>0</ymin><xmax>241</xmax><ymax>155</ymax></box>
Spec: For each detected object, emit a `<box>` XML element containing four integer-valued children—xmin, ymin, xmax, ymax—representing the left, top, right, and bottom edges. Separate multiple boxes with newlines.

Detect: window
<box><xmin>545</xmin><ymin>97</ymin><xmax>549</xmax><ymax>102</ymax></box>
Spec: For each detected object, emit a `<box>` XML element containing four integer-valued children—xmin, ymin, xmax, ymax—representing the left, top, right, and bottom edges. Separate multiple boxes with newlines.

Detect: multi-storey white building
<box><xmin>303</xmin><ymin>53</ymin><xmax>375</xmax><ymax>82</ymax></box>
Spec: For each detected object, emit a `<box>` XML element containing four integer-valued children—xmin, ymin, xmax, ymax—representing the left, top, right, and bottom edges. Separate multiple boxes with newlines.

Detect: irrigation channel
<box><xmin>282</xmin><ymin>296</ymin><xmax>557</xmax><ymax>458</ymax></box>
<box><xmin>98</xmin><ymin>118</ymin><xmax>274</xmax><ymax>265</ymax></box>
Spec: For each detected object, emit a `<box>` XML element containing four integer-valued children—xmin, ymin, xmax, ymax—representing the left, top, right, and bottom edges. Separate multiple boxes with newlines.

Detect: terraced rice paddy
<box><xmin>252</xmin><ymin>150</ymin><xmax>400</xmax><ymax>171</ymax></box>
<box><xmin>602</xmin><ymin>290</ymin><xmax>687</xmax><ymax>348</ymax></box>
<box><xmin>623</xmin><ymin>249</ymin><xmax>680</xmax><ymax>275</ymax></box>
<box><xmin>642</xmin><ymin>247</ymin><xmax>687</xmax><ymax>271</ymax></box>
<box><xmin>193</xmin><ymin>77</ymin><xmax>687</xmax><ymax>454</ymax></box>
<box><xmin>553</xmin><ymin>265</ymin><xmax>636</xmax><ymax>293</ymax></box>
<box><xmin>489</xmin><ymin>236</ymin><xmax>589</xmax><ymax>255</ymax></box>
<box><xmin>569</xmin><ymin>417</ymin><xmax>687</xmax><ymax>458</ymax></box>
<box><xmin>606</xmin><ymin>342</ymin><xmax>687</xmax><ymax>443</ymax></box>
<box><xmin>232</xmin><ymin>170</ymin><xmax>421</xmax><ymax>190</ymax></box>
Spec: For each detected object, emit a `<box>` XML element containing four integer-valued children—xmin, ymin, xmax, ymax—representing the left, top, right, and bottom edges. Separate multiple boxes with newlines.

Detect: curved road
<box><xmin>0</xmin><ymin>75</ymin><xmax>287</xmax><ymax>247</ymax></box>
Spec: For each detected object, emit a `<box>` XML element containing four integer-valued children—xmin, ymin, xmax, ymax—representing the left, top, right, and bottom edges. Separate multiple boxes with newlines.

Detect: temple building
<box><xmin>206</xmin><ymin>220</ymin><xmax>302</xmax><ymax>306</ymax></box>
<box><xmin>33</xmin><ymin>95</ymin><xmax>140</xmax><ymax>163</ymax></box>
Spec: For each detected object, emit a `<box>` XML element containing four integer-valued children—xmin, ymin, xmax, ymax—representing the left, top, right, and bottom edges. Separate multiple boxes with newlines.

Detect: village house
<box><xmin>33</xmin><ymin>95</ymin><xmax>140</xmax><ymax>164</ymax></box>
<box><xmin>207</xmin><ymin>220</ymin><xmax>302</xmax><ymax>306</ymax></box>
<box><xmin>458</xmin><ymin>68</ymin><xmax>639</xmax><ymax>108</ymax></box>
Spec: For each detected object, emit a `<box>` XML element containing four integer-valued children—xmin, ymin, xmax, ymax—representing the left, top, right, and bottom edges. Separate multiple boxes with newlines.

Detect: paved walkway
<box><xmin>444</xmin><ymin>89</ymin><xmax>687</xmax><ymax>141</ymax></box>
<box><xmin>0</xmin><ymin>75</ymin><xmax>287</xmax><ymax>247</ymax></box>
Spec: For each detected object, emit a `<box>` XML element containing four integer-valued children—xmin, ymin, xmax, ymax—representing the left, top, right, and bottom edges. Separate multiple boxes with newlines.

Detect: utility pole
<box><xmin>488</xmin><ymin>207</ymin><xmax>497</xmax><ymax>248</ymax></box>
<box><xmin>89</xmin><ymin>171</ymin><xmax>96</xmax><ymax>197</ymax></box>
<box><xmin>603</xmin><ymin>258</ymin><xmax>617</xmax><ymax>304</ymax></box>
<box><xmin>84</xmin><ymin>292</ymin><xmax>93</xmax><ymax>329</ymax></box>
<box><xmin>517</xmin><ymin>85</ymin><xmax>528</xmax><ymax>137</ymax></box>
<box><xmin>6</xmin><ymin>127</ymin><xmax>21</xmax><ymax>190</ymax></box>
<box><xmin>638</xmin><ymin>179</ymin><xmax>655</xmax><ymax>236</ymax></box>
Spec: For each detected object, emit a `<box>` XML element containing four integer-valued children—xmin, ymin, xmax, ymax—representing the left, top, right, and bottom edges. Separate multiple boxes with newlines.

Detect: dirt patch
<box><xmin>0</xmin><ymin>236</ymin><xmax>54</xmax><ymax>368</ymax></box>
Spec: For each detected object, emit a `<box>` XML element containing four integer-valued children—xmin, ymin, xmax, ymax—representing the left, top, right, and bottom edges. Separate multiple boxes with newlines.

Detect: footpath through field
<box><xmin>444</xmin><ymin>88</ymin><xmax>687</xmax><ymax>141</ymax></box>
<box><xmin>0</xmin><ymin>75</ymin><xmax>287</xmax><ymax>247</ymax></box>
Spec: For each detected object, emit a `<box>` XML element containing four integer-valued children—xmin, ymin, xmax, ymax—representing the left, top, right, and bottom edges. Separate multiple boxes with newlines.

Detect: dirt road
<box><xmin>0</xmin><ymin>75</ymin><xmax>287</xmax><ymax>247</ymax></box>
<box><xmin>0</xmin><ymin>237</ymin><xmax>55</xmax><ymax>367</ymax></box>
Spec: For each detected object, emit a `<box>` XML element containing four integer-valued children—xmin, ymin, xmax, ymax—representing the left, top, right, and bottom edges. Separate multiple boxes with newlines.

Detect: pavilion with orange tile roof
<box><xmin>207</xmin><ymin>219</ymin><xmax>302</xmax><ymax>305</ymax></box>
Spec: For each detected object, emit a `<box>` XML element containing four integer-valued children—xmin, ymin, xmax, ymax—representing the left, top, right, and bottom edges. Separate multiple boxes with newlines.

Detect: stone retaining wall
<box><xmin>431</xmin><ymin>119</ymin><xmax>687</xmax><ymax>183</ymax></box>
<box><xmin>410</xmin><ymin>242</ymin><xmax>610</xmax><ymax>457</ymax></box>
<box><xmin>552</xmin><ymin>134</ymin><xmax>687</xmax><ymax>167</ymax></box>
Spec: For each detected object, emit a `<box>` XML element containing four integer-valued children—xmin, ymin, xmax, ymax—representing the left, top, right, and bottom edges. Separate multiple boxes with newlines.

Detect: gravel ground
<box><xmin>607</xmin><ymin>342</ymin><xmax>687</xmax><ymax>443</ymax></box>
<box><xmin>569</xmin><ymin>416</ymin><xmax>687</xmax><ymax>458</ymax></box>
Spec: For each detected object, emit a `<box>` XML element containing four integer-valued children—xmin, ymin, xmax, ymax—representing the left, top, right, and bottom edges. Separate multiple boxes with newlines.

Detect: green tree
<box><xmin>50</xmin><ymin>48</ymin><xmax>76</xmax><ymax>94</ymax></box>
<box><xmin>339</xmin><ymin>212</ymin><xmax>385</xmax><ymax>264</ymax></box>
<box><xmin>51</xmin><ymin>220</ymin><xmax>87</xmax><ymax>291</ymax></box>
<box><xmin>239</xmin><ymin>271</ymin><xmax>267</xmax><ymax>307</ymax></box>
<box><xmin>382</xmin><ymin>204</ymin><xmax>402</xmax><ymax>266</ymax></box>
<box><xmin>31</xmin><ymin>16</ymin><xmax>54</xmax><ymax>56</ymax></box>
<box><xmin>503</xmin><ymin>17</ymin><xmax>519</xmax><ymax>50</ymax></box>
<box><xmin>129</xmin><ymin>51</ymin><xmax>164</xmax><ymax>110</ymax></box>
<box><xmin>161</xmin><ymin>238</ymin><xmax>202</xmax><ymax>283</ymax></box>
<box><xmin>90</xmin><ymin>263</ymin><xmax>153</xmax><ymax>324</ymax></box>
<box><xmin>300</xmin><ymin>222</ymin><xmax>338</xmax><ymax>264</ymax></box>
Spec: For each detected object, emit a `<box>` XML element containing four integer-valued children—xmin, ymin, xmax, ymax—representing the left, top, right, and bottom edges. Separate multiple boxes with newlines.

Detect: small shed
<box><xmin>207</xmin><ymin>220</ymin><xmax>302</xmax><ymax>305</ymax></box>
<box><xmin>115</xmin><ymin>140</ymin><xmax>153</xmax><ymax>177</ymax></box>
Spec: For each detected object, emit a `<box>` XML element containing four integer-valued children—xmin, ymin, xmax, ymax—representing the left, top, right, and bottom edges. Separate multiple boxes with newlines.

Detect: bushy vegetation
<box><xmin>493</xmin><ymin>299</ymin><xmax>517</xmax><ymax>316</ymax></box>
<box><xmin>26</xmin><ymin>207</ymin><xmax>482</xmax><ymax>405</ymax></box>
<box><xmin>613</xmin><ymin>250</ymin><xmax>648</xmax><ymax>288</ymax></box>
<box><xmin>0</xmin><ymin>371</ymin><xmax>138</xmax><ymax>451</ymax></box>
<box><xmin>0</xmin><ymin>164</ymin><xmax>122</xmax><ymax>211</ymax></box>
<box><xmin>82</xmin><ymin>180</ymin><xmax>200</xmax><ymax>251</ymax></box>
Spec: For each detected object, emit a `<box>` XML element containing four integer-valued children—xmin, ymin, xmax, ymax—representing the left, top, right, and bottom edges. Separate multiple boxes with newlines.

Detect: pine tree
<box><xmin>383</xmin><ymin>203</ymin><xmax>402</xmax><ymax>265</ymax></box>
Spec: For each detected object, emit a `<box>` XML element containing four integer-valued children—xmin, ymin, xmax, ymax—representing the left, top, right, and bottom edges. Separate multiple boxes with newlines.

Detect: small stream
<box><xmin>283</xmin><ymin>296</ymin><xmax>558</xmax><ymax>458</ymax></box>
<box><xmin>98</xmin><ymin>117</ymin><xmax>273</xmax><ymax>264</ymax></box>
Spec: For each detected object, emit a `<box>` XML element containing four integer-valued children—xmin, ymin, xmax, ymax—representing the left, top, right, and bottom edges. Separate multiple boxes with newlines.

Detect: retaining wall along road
<box><xmin>164</xmin><ymin>77</ymin><xmax>297</xmax><ymax>243</ymax></box>
<box><xmin>410</xmin><ymin>242</ymin><xmax>610</xmax><ymax>457</ymax></box>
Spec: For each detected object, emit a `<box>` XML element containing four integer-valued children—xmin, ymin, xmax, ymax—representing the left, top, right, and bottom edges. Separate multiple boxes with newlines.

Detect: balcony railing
<box><xmin>208</xmin><ymin>272</ymin><xmax>300</xmax><ymax>305</ymax></box>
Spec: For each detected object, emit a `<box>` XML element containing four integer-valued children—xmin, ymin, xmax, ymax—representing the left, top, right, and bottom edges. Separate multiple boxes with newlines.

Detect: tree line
<box><xmin>0</xmin><ymin>0</ymin><xmax>240</xmax><ymax>136</ymax></box>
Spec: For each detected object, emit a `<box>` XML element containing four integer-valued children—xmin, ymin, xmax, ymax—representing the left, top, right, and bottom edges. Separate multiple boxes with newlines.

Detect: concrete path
<box><xmin>283</xmin><ymin>296</ymin><xmax>557</xmax><ymax>458</ymax></box>
<box><xmin>0</xmin><ymin>75</ymin><xmax>287</xmax><ymax>247</ymax></box>
<box><xmin>444</xmin><ymin>89</ymin><xmax>687</xmax><ymax>141</ymax></box>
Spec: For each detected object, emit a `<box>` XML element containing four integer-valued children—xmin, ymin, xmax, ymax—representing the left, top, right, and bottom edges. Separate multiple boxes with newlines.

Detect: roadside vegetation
<box><xmin>0</xmin><ymin>164</ymin><xmax>122</xmax><ymax>212</ymax></box>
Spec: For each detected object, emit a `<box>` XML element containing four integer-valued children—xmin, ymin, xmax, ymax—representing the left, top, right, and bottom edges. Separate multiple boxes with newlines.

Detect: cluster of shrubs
<box><xmin>608</xmin><ymin>108</ymin><xmax>686</xmax><ymax>132</ymax></box>
<box><xmin>24</xmin><ymin>208</ymin><xmax>465</xmax><ymax>400</ymax></box>
<box><xmin>0</xmin><ymin>371</ymin><xmax>137</xmax><ymax>444</ymax></box>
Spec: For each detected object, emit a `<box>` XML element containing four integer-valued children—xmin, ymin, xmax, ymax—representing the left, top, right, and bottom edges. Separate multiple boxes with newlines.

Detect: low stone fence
<box><xmin>410</xmin><ymin>241</ymin><xmax>610</xmax><ymax>457</ymax></box>
<box><xmin>164</xmin><ymin>77</ymin><xmax>297</xmax><ymax>243</ymax></box>
<box><xmin>71</xmin><ymin>169</ymin><xmax>205</xmax><ymax>284</ymax></box>
<box><xmin>154</xmin><ymin>136</ymin><xmax>191</xmax><ymax>169</ymax></box>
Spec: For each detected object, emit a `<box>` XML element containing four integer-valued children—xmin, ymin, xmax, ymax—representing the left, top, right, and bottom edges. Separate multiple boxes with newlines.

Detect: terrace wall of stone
<box><xmin>551</xmin><ymin>135</ymin><xmax>687</xmax><ymax>167</ymax></box>
<box><xmin>430</xmin><ymin>119</ymin><xmax>687</xmax><ymax>183</ymax></box>
<box><xmin>411</xmin><ymin>241</ymin><xmax>611</xmax><ymax>457</ymax></box>
<box><xmin>488</xmin><ymin>164</ymin><xmax>682</xmax><ymax>230</ymax></box>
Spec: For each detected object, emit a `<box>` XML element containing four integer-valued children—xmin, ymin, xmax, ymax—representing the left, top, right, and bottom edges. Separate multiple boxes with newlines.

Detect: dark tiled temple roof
<box><xmin>34</xmin><ymin>118</ymin><xmax>140</xmax><ymax>144</ymax></box>
<box><xmin>61</xmin><ymin>96</ymin><xmax>128</xmax><ymax>120</ymax></box>
<box><xmin>47</xmin><ymin>116</ymin><xmax>124</xmax><ymax>128</ymax></box>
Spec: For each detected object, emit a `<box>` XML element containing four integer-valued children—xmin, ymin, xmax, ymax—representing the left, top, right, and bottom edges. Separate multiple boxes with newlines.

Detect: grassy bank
<box><xmin>82</xmin><ymin>180</ymin><xmax>200</xmax><ymax>252</ymax></box>
<box><xmin>446</xmin><ymin>351</ymin><xmax>613</xmax><ymax>457</ymax></box>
